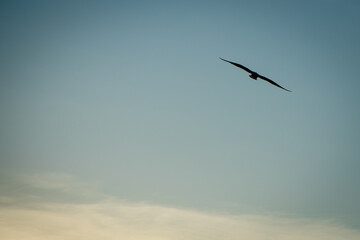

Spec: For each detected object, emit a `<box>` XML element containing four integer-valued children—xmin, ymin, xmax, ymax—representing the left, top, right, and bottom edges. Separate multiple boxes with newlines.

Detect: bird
<box><xmin>220</xmin><ymin>57</ymin><xmax>291</xmax><ymax>92</ymax></box>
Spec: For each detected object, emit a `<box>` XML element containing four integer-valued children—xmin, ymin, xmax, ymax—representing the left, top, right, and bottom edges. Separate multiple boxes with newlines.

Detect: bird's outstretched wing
<box><xmin>258</xmin><ymin>75</ymin><xmax>291</xmax><ymax>92</ymax></box>
<box><xmin>219</xmin><ymin>58</ymin><xmax>253</xmax><ymax>74</ymax></box>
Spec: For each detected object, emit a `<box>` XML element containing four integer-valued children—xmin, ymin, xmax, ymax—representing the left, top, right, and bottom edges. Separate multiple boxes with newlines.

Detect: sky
<box><xmin>1</xmin><ymin>0</ymin><xmax>360</xmax><ymax>239</ymax></box>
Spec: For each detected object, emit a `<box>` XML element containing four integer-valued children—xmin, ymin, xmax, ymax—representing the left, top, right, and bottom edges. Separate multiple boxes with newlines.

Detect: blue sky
<box><xmin>1</xmin><ymin>0</ymin><xmax>360</xmax><ymax>238</ymax></box>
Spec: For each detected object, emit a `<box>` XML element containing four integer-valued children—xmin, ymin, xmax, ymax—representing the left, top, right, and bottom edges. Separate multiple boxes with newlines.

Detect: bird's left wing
<box><xmin>219</xmin><ymin>58</ymin><xmax>253</xmax><ymax>73</ymax></box>
<box><xmin>258</xmin><ymin>75</ymin><xmax>291</xmax><ymax>92</ymax></box>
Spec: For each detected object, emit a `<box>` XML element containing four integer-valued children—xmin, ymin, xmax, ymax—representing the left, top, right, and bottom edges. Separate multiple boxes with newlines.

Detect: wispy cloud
<box><xmin>23</xmin><ymin>172</ymin><xmax>83</xmax><ymax>190</ymax></box>
<box><xmin>0</xmin><ymin>172</ymin><xmax>104</xmax><ymax>205</ymax></box>
<box><xmin>0</xmin><ymin>172</ymin><xmax>359</xmax><ymax>240</ymax></box>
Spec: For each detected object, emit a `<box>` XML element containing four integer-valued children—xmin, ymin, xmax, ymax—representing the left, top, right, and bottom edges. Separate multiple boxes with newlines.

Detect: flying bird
<box><xmin>220</xmin><ymin>58</ymin><xmax>291</xmax><ymax>92</ymax></box>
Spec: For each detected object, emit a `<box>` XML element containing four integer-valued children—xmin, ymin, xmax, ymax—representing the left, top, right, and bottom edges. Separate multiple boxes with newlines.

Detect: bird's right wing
<box><xmin>258</xmin><ymin>75</ymin><xmax>291</xmax><ymax>92</ymax></box>
<box><xmin>219</xmin><ymin>58</ymin><xmax>253</xmax><ymax>73</ymax></box>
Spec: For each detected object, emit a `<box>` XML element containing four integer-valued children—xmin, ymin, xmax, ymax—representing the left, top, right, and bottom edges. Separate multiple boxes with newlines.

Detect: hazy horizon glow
<box><xmin>1</xmin><ymin>172</ymin><xmax>360</xmax><ymax>240</ymax></box>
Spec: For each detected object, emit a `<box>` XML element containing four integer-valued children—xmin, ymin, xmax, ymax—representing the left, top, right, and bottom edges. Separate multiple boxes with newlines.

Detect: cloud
<box><xmin>0</xmin><ymin>172</ymin><xmax>359</xmax><ymax>240</ymax></box>
<box><xmin>1</xmin><ymin>200</ymin><xmax>359</xmax><ymax>240</ymax></box>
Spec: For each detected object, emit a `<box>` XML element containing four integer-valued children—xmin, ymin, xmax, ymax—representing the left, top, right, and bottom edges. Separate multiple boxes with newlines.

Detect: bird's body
<box><xmin>220</xmin><ymin>58</ymin><xmax>291</xmax><ymax>92</ymax></box>
<box><xmin>249</xmin><ymin>72</ymin><xmax>259</xmax><ymax>80</ymax></box>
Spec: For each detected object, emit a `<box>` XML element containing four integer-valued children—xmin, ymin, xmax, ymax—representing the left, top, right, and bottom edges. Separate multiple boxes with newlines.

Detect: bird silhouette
<box><xmin>220</xmin><ymin>58</ymin><xmax>291</xmax><ymax>92</ymax></box>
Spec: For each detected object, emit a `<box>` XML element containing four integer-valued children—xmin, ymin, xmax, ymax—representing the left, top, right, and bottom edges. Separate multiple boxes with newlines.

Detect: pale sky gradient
<box><xmin>1</xmin><ymin>0</ymin><xmax>360</xmax><ymax>238</ymax></box>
